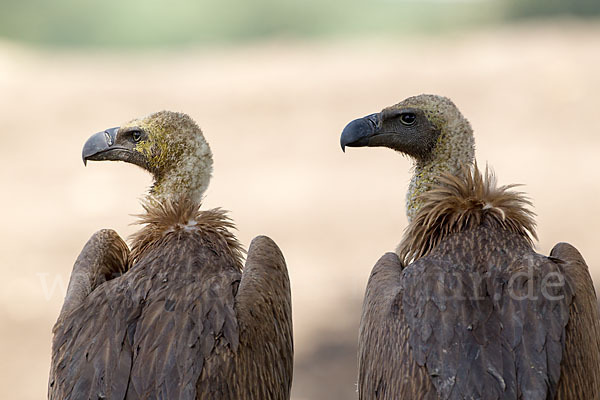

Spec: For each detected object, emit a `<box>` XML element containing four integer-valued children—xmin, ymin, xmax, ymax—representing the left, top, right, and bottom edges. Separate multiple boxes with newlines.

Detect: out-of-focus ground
<box><xmin>1</xmin><ymin>21</ymin><xmax>599</xmax><ymax>400</ymax></box>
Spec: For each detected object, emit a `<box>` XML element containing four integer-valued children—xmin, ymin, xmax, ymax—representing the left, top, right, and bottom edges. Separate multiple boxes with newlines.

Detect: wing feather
<box><xmin>50</xmin><ymin>230</ymin><xmax>242</xmax><ymax>400</ymax></box>
<box><xmin>57</xmin><ymin>229</ymin><xmax>129</xmax><ymax>318</ymax></box>
<box><xmin>49</xmin><ymin>279</ymin><xmax>140</xmax><ymax>400</ymax></box>
<box><xmin>358</xmin><ymin>252</ymin><xmax>436</xmax><ymax>400</ymax></box>
<box><xmin>551</xmin><ymin>242</ymin><xmax>600</xmax><ymax>399</ymax></box>
<box><xmin>234</xmin><ymin>235</ymin><xmax>293</xmax><ymax>400</ymax></box>
<box><xmin>401</xmin><ymin>248</ymin><xmax>572</xmax><ymax>400</ymax></box>
<box><xmin>359</xmin><ymin>230</ymin><xmax>583</xmax><ymax>400</ymax></box>
<box><xmin>126</xmin><ymin>245</ymin><xmax>240</xmax><ymax>399</ymax></box>
<box><xmin>49</xmin><ymin>229</ymin><xmax>130</xmax><ymax>400</ymax></box>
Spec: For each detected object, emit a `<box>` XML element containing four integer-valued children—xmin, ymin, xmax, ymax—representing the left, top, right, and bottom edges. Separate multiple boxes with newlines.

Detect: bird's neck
<box><xmin>405</xmin><ymin>123</ymin><xmax>475</xmax><ymax>221</ymax></box>
<box><xmin>147</xmin><ymin>156</ymin><xmax>212</xmax><ymax>206</ymax></box>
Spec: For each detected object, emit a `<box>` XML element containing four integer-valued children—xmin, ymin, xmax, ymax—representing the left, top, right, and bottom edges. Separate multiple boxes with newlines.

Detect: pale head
<box><xmin>82</xmin><ymin>111</ymin><xmax>213</xmax><ymax>204</ymax></box>
<box><xmin>340</xmin><ymin>94</ymin><xmax>475</xmax><ymax>220</ymax></box>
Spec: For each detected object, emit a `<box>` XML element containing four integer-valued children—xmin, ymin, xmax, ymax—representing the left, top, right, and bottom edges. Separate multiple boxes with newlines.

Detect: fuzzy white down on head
<box><xmin>400</xmin><ymin>95</ymin><xmax>475</xmax><ymax>221</ymax></box>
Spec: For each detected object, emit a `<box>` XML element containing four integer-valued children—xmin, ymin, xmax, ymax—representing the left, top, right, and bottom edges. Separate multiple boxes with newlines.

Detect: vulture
<box><xmin>340</xmin><ymin>94</ymin><xmax>600</xmax><ymax>399</ymax></box>
<box><xmin>49</xmin><ymin>111</ymin><xmax>293</xmax><ymax>399</ymax></box>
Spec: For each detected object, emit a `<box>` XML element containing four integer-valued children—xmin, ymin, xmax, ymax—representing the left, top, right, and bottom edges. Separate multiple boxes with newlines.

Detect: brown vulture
<box><xmin>49</xmin><ymin>111</ymin><xmax>293</xmax><ymax>399</ymax></box>
<box><xmin>340</xmin><ymin>94</ymin><xmax>600</xmax><ymax>399</ymax></box>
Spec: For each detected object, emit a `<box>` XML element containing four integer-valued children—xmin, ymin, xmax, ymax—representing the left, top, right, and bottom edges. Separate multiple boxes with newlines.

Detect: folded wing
<box><xmin>234</xmin><ymin>235</ymin><xmax>293</xmax><ymax>399</ymax></box>
<box><xmin>551</xmin><ymin>242</ymin><xmax>600</xmax><ymax>399</ymax></box>
<box><xmin>49</xmin><ymin>229</ymin><xmax>131</xmax><ymax>399</ymax></box>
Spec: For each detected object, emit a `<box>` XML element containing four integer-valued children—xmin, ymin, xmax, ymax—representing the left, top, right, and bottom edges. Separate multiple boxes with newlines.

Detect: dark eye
<box><xmin>131</xmin><ymin>130</ymin><xmax>142</xmax><ymax>143</ymax></box>
<box><xmin>400</xmin><ymin>113</ymin><xmax>416</xmax><ymax>126</ymax></box>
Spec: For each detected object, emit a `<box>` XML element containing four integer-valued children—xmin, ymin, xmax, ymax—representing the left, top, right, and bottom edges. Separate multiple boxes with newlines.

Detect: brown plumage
<box><xmin>49</xmin><ymin>111</ymin><xmax>293</xmax><ymax>399</ymax></box>
<box><xmin>341</xmin><ymin>94</ymin><xmax>600</xmax><ymax>399</ymax></box>
<box><xmin>397</xmin><ymin>165</ymin><xmax>537</xmax><ymax>264</ymax></box>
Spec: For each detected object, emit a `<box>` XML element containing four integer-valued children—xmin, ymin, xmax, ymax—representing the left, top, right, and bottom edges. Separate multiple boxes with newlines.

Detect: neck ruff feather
<box><xmin>397</xmin><ymin>163</ymin><xmax>537</xmax><ymax>265</ymax></box>
<box><xmin>129</xmin><ymin>195</ymin><xmax>245</xmax><ymax>269</ymax></box>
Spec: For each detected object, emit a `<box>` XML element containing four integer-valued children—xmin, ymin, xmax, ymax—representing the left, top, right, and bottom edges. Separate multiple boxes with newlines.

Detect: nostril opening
<box><xmin>105</xmin><ymin>131</ymin><xmax>113</xmax><ymax>146</ymax></box>
<box><xmin>366</xmin><ymin>114</ymin><xmax>380</xmax><ymax>129</ymax></box>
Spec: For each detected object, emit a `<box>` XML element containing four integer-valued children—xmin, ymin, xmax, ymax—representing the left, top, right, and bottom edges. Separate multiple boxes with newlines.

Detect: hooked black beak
<box><xmin>340</xmin><ymin>113</ymin><xmax>380</xmax><ymax>152</ymax></box>
<box><xmin>82</xmin><ymin>127</ymin><xmax>121</xmax><ymax>166</ymax></box>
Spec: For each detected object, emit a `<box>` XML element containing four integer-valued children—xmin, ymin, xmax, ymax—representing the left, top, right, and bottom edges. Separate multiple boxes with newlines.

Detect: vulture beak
<box><xmin>340</xmin><ymin>113</ymin><xmax>380</xmax><ymax>152</ymax></box>
<box><xmin>82</xmin><ymin>127</ymin><xmax>121</xmax><ymax>166</ymax></box>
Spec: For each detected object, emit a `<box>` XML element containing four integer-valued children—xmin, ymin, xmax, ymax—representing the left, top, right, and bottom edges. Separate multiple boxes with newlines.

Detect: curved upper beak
<box><xmin>340</xmin><ymin>113</ymin><xmax>380</xmax><ymax>152</ymax></box>
<box><xmin>82</xmin><ymin>127</ymin><xmax>120</xmax><ymax>166</ymax></box>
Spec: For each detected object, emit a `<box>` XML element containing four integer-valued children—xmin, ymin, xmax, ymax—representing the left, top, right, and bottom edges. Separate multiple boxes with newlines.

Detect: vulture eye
<box><xmin>400</xmin><ymin>113</ymin><xmax>417</xmax><ymax>126</ymax></box>
<box><xmin>131</xmin><ymin>130</ymin><xmax>142</xmax><ymax>143</ymax></box>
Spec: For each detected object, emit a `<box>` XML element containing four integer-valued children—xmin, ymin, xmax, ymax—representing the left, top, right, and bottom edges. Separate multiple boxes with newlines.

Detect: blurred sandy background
<box><xmin>1</xmin><ymin>1</ymin><xmax>600</xmax><ymax>398</ymax></box>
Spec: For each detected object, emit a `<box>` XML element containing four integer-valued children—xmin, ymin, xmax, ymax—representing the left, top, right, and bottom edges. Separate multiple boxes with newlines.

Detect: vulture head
<box><xmin>340</xmin><ymin>94</ymin><xmax>475</xmax><ymax>220</ymax></box>
<box><xmin>82</xmin><ymin>111</ymin><xmax>213</xmax><ymax>204</ymax></box>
